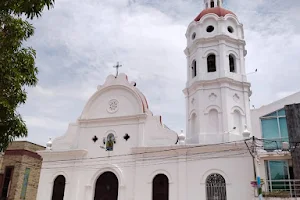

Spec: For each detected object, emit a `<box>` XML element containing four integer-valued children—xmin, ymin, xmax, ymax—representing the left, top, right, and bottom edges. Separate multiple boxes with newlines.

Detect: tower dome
<box><xmin>194</xmin><ymin>7</ymin><xmax>235</xmax><ymax>21</ymax></box>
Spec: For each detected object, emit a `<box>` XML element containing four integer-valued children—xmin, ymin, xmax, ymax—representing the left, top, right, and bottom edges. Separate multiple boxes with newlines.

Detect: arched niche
<box><xmin>207</xmin><ymin>109</ymin><xmax>219</xmax><ymax>134</ymax></box>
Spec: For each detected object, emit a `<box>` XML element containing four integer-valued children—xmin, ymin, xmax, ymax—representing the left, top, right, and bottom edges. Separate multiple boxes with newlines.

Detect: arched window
<box><xmin>94</xmin><ymin>172</ymin><xmax>118</xmax><ymax>200</ymax></box>
<box><xmin>207</xmin><ymin>54</ymin><xmax>216</xmax><ymax>73</ymax></box>
<box><xmin>210</xmin><ymin>0</ymin><xmax>215</xmax><ymax>8</ymax></box>
<box><xmin>208</xmin><ymin>109</ymin><xmax>219</xmax><ymax>134</ymax></box>
<box><xmin>153</xmin><ymin>174</ymin><xmax>169</xmax><ymax>200</ymax></box>
<box><xmin>206</xmin><ymin>173</ymin><xmax>227</xmax><ymax>200</ymax></box>
<box><xmin>206</xmin><ymin>2</ymin><xmax>208</xmax><ymax>8</ymax></box>
<box><xmin>217</xmin><ymin>0</ymin><xmax>220</xmax><ymax>7</ymax></box>
<box><xmin>106</xmin><ymin>133</ymin><xmax>116</xmax><ymax>151</ymax></box>
<box><xmin>191</xmin><ymin>60</ymin><xmax>197</xmax><ymax>78</ymax></box>
<box><xmin>51</xmin><ymin>175</ymin><xmax>66</xmax><ymax>200</ymax></box>
<box><xmin>233</xmin><ymin>110</ymin><xmax>242</xmax><ymax>134</ymax></box>
<box><xmin>229</xmin><ymin>54</ymin><xmax>235</xmax><ymax>72</ymax></box>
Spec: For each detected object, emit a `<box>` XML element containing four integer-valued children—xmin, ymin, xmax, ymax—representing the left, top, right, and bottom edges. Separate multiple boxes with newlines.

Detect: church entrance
<box><xmin>94</xmin><ymin>172</ymin><xmax>119</xmax><ymax>200</ymax></box>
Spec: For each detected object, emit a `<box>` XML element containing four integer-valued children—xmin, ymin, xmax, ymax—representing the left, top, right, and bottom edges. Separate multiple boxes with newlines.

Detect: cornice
<box><xmin>37</xmin><ymin>149</ymin><xmax>88</xmax><ymax>161</ymax></box>
<box><xmin>77</xmin><ymin>113</ymin><xmax>148</xmax><ymax>126</ymax></box>
<box><xmin>185</xmin><ymin>34</ymin><xmax>246</xmax><ymax>56</ymax></box>
<box><xmin>184</xmin><ymin>77</ymin><xmax>251</xmax><ymax>96</ymax></box>
<box><xmin>132</xmin><ymin>142</ymin><xmax>248</xmax><ymax>158</ymax></box>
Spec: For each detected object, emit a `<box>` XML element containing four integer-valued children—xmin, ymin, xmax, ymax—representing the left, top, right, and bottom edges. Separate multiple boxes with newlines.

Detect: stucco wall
<box><xmin>37</xmin><ymin>144</ymin><xmax>255</xmax><ymax>200</ymax></box>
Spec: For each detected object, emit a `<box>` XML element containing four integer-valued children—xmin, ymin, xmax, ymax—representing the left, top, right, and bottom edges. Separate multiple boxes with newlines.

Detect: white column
<box><xmin>219</xmin><ymin>40</ymin><xmax>226</xmax><ymax>78</ymax></box>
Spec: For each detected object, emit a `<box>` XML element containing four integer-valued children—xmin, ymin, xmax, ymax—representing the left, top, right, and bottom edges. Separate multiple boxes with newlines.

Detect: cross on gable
<box><xmin>113</xmin><ymin>62</ymin><xmax>122</xmax><ymax>77</ymax></box>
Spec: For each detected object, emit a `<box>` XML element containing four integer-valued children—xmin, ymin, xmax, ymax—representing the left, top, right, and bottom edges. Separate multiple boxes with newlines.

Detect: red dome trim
<box><xmin>194</xmin><ymin>7</ymin><xmax>235</xmax><ymax>21</ymax></box>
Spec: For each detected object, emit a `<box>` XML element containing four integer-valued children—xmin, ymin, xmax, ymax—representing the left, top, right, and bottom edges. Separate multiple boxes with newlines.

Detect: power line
<box><xmin>41</xmin><ymin>151</ymin><xmax>249</xmax><ymax>170</ymax></box>
<box><xmin>42</xmin><ymin>139</ymin><xmax>250</xmax><ymax>164</ymax></box>
<box><xmin>1</xmin><ymin>147</ymin><xmax>249</xmax><ymax>170</ymax></box>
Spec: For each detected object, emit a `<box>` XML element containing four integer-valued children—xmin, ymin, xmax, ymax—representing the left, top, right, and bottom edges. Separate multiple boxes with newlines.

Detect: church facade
<box><xmin>36</xmin><ymin>0</ymin><xmax>257</xmax><ymax>200</ymax></box>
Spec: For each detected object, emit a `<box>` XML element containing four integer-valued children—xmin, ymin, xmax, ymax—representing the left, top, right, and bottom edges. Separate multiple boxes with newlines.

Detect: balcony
<box><xmin>262</xmin><ymin>137</ymin><xmax>289</xmax><ymax>151</ymax></box>
<box><xmin>263</xmin><ymin>179</ymin><xmax>300</xmax><ymax>199</ymax></box>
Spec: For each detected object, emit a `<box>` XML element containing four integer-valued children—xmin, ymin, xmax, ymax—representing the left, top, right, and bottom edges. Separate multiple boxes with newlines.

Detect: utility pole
<box><xmin>252</xmin><ymin>136</ymin><xmax>264</xmax><ymax>200</ymax></box>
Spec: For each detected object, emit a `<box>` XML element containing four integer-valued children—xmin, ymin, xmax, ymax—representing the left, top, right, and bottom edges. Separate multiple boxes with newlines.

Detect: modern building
<box><xmin>0</xmin><ymin>141</ymin><xmax>45</xmax><ymax>200</ymax></box>
<box><xmin>251</xmin><ymin>92</ymin><xmax>300</xmax><ymax>197</ymax></box>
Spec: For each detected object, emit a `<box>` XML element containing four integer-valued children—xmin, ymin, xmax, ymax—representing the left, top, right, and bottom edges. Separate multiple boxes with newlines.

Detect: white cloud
<box><xmin>18</xmin><ymin>0</ymin><xmax>300</xmax><ymax>145</ymax></box>
<box><xmin>24</xmin><ymin>116</ymin><xmax>68</xmax><ymax>131</ymax></box>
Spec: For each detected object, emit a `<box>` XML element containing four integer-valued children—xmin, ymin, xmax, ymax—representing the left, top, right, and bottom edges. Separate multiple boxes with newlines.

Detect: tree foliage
<box><xmin>0</xmin><ymin>0</ymin><xmax>55</xmax><ymax>151</ymax></box>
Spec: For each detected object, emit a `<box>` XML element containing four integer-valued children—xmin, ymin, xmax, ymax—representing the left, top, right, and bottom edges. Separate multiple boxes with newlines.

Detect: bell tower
<box><xmin>183</xmin><ymin>0</ymin><xmax>252</xmax><ymax>144</ymax></box>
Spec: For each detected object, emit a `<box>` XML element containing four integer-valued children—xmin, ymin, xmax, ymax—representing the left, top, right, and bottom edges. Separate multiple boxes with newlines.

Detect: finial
<box><xmin>178</xmin><ymin>130</ymin><xmax>186</xmax><ymax>145</ymax></box>
<box><xmin>46</xmin><ymin>138</ymin><xmax>52</xmax><ymax>150</ymax></box>
<box><xmin>242</xmin><ymin>124</ymin><xmax>251</xmax><ymax>138</ymax></box>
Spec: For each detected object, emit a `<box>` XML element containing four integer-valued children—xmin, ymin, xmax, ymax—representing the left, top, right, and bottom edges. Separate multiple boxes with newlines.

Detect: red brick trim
<box><xmin>5</xmin><ymin>149</ymin><xmax>42</xmax><ymax>160</ymax></box>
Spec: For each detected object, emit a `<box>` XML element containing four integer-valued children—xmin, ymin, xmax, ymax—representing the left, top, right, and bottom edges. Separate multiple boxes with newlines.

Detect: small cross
<box><xmin>123</xmin><ymin>133</ymin><xmax>130</xmax><ymax>141</ymax></box>
<box><xmin>113</xmin><ymin>62</ymin><xmax>122</xmax><ymax>77</ymax></box>
<box><xmin>92</xmin><ymin>135</ymin><xmax>98</xmax><ymax>143</ymax></box>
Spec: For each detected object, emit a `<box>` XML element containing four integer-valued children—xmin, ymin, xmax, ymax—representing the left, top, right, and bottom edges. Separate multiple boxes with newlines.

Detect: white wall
<box><xmin>37</xmin><ymin>144</ymin><xmax>255</xmax><ymax>200</ymax></box>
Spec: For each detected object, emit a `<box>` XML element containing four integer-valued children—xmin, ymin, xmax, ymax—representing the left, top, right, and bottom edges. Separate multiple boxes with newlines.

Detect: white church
<box><xmin>36</xmin><ymin>0</ymin><xmax>261</xmax><ymax>199</ymax></box>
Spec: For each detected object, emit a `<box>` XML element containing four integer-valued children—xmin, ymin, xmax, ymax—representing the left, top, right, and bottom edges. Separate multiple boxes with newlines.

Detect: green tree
<box><xmin>0</xmin><ymin>0</ymin><xmax>55</xmax><ymax>151</ymax></box>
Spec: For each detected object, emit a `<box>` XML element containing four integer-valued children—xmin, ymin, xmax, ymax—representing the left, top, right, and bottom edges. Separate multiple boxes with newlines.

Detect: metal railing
<box><xmin>263</xmin><ymin>179</ymin><xmax>300</xmax><ymax>198</ymax></box>
<box><xmin>262</xmin><ymin>137</ymin><xmax>289</xmax><ymax>151</ymax></box>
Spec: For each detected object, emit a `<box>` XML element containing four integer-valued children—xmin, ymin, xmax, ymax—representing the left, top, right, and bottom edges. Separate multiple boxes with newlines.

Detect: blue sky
<box><xmin>19</xmin><ymin>0</ymin><xmax>300</xmax><ymax>146</ymax></box>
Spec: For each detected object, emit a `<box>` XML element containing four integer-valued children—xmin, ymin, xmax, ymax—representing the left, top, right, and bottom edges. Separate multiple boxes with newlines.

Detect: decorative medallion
<box><xmin>233</xmin><ymin>93</ymin><xmax>240</xmax><ymax>103</ymax></box>
<box><xmin>209</xmin><ymin>93</ymin><xmax>217</xmax><ymax>101</ymax></box>
<box><xmin>107</xmin><ymin>99</ymin><xmax>119</xmax><ymax>113</ymax></box>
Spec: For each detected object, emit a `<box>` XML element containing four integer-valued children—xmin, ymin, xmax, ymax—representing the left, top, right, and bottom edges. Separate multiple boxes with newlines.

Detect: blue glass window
<box><xmin>278</xmin><ymin>109</ymin><xmax>286</xmax><ymax>116</ymax></box>
<box><xmin>261</xmin><ymin>119</ymin><xmax>279</xmax><ymax>139</ymax></box>
<box><xmin>265</xmin><ymin>160</ymin><xmax>290</xmax><ymax>191</ymax></box>
<box><xmin>260</xmin><ymin>109</ymin><xmax>289</xmax><ymax>150</ymax></box>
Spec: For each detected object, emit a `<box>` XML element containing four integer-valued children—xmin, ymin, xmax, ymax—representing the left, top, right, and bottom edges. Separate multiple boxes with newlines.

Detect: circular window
<box><xmin>192</xmin><ymin>32</ymin><xmax>196</xmax><ymax>40</ymax></box>
<box><xmin>206</xmin><ymin>26</ymin><xmax>214</xmax><ymax>33</ymax></box>
<box><xmin>227</xmin><ymin>26</ymin><xmax>234</xmax><ymax>33</ymax></box>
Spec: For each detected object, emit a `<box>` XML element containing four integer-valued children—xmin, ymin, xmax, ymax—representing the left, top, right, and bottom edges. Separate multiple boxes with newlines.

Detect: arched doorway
<box><xmin>94</xmin><ymin>172</ymin><xmax>119</xmax><ymax>200</ymax></box>
<box><xmin>51</xmin><ymin>175</ymin><xmax>66</xmax><ymax>200</ymax></box>
<box><xmin>152</xmin><ymin>174</ymin><xmax>169</xmax><ymax>200</ymax></box>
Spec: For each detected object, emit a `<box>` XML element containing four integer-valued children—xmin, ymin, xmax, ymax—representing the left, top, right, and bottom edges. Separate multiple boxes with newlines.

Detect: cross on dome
<box><xmin>204</xmin><ymin>0</ymin><xmax>223</xmax><ymax>9</ymax></box>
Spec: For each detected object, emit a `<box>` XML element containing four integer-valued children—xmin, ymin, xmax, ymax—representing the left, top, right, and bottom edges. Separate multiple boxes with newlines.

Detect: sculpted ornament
<box><xmin>233</xmin><ymin>93</ymin><xmax>240</xmax><ymax>103</ymax></box>
<box><xmin>191</xmin><ymin>98</ymin><xmax>195</xmax><ymax>105</ymax></box>
<box><xmin>209</xmin><ymin>93</ymin><xmax>217</xmax><ymax>101</ymax></box>
<box><xmin>107</xmin><ymin>99</ymin><xmax>119</xmax><ymax>113</ymax></box>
